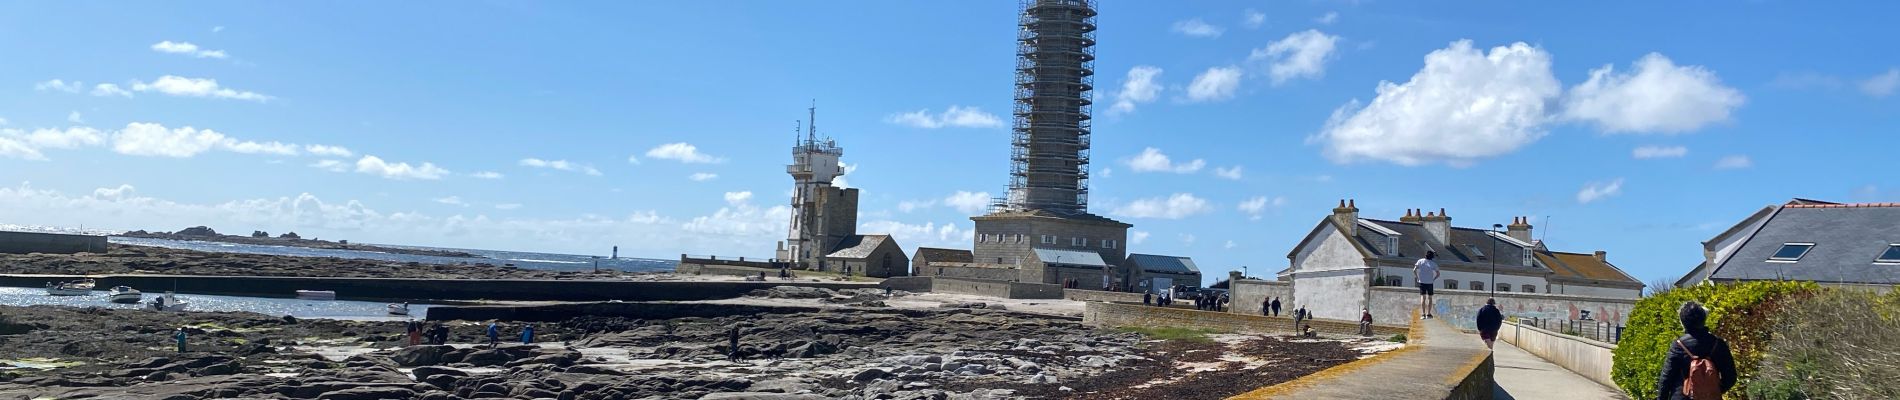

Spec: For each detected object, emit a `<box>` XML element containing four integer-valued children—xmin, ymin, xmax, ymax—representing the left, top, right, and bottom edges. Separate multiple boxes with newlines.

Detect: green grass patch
<box><xmin>1387</xmin><ymin>334</ymin><xmax>1408</xmax><ymax>343</ymax></box>
<box><xmin>1117</xmin><ymin>326</ymin><xmax>1220</xmax><ymax>343</ymax></box>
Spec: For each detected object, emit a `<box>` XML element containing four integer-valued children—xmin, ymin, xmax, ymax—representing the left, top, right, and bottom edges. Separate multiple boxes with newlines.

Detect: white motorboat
<box><xmin>44</xmin><ymin>279</ymin><xmax>96</xmax><ymax>296</ymax></box>
<box><xmin>108</xmin><ymin>286</ymin><xmax>143</xmax><ymax>304</ymax></box>
<box><xmin>387</xmin><ymin>302</ymin><xmax>410</xmax><ymax>316</ymax></box>
<box><xmin>295</xmin><ymin>290</ymin><xmax>337</xmax><ymax>300</ymax></box>
<box><xmin>149</xmin><ymin>291</ymin><xmax>189</xmax><ymax>312</ymax></box>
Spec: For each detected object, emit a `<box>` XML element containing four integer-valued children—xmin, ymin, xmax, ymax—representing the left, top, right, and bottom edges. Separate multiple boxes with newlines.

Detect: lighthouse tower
<box><xmin>777</xmin><ymin>105</ymin><xmax>858</xmax><ymax>270</ymax></box>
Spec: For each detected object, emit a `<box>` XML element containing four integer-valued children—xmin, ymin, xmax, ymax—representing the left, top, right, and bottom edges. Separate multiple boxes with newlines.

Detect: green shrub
<box><xmin>1747</xmin><ymin>288</ymin><xmax>1900</xmax><ymax>400</ymax></box>
<box><xmin>1610</xmin><ymin>280</ymin><xmax>1819</xmax><ymax>399</ymax></box>
<box><xmin>1387</xmin><ymin>334</ymin><xmax>1407</xmax><ymax>343</ymax></box>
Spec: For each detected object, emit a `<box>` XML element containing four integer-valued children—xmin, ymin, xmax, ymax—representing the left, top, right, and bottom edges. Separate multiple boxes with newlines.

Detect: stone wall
<box><xmin>1292</xmin><ymin>268</ymin><xmax>1370</xmax><ymax>321</ymax></box>
<box><xmin>1228</xmin><ymin>279</ymin><xmax>1293</xmax><ymax>316</ymax></box>
<box><xmin>0</xmin><ymin>231</ymin><xmax>107</xmax><ymax>254</ymax></box>
<box><xmin>1500</xmin><ymin>320</ymin><xmax>1617</xmax><ymax>389</ymax></box>
<box><xmin>1062</xmin><ymin>288</ymin><xmax>1145</xmax><ymax>303</ymax></box>
<box><xmin>971</xmin><ymin>215</ymin><xmax>1130</xmax><ymax>284</ymax></box>
<box><xmin>1082</xmin><ymin>302</ymin><xmax>1405</xmax><ymax>337</ymax></box>
<box><xmin>918</xmin><ymin>264</ymin><xmax>1019</xmax><ymax>281</ymax></box>
<box><xmin>929</xmin><ymin>277</ymin><xmax>1064</xmax><ymax>299</ymax></box>
<box><xmin>880</xmin><ymin>276</ymin><xmax>933</xmax><ymax>292</ymax></box>
<box><xmin>0</xmin><ymin>274</ymin><xmax>874</xmax><ymax>302</ymax></box>
<box><xmin>1369</xmin><ymin>286</ymin><xmax>1636</xmax><ymax>331</ymax></box>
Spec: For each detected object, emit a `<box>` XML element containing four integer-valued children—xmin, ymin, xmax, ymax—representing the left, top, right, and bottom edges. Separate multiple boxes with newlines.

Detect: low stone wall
<box><xmin>1233</xmin><ymin>316</ymin><xmax>1495</xmax><ymax>399</ymax></box>
<box><xmin>1062</xmin><ymin>288</ymin><xmax>1145</xmax><ymax>303</ymax></box>
<box><xmin>1229</xmin><ymin>279</ymin><xmax>1294</xmax><ymax>316</ymax></box>
<box><xmin>930</xmin><ymin>277</ymin><xmax>1064</xmax><ymax>299</ymax></box>
<box><xmin>917</xmin><ymin>265</ymin><xmax>1018</xmax><ymax>281</ymax></box>
<box><xmin>0</xmin><ymin>274</ymin><xmax>874</xmax><ymax>302</ymax></box>
<box><xmin>1369</xmin><ymin>286</ymin><xmax>1636</xmax><ymax>331</ymax></box>
<box><xmin>1501</xmin><ymin>319</ymin><xmax>1617</xmax><ymax>389</ymax></box>
<box><xmin>0</xmin><ymin>231</ymin><xmax>107</xmax><ymax>254</ymax></box>
<box><xmin>1082</xmin><ymin>302</ymin><xmax>1404</xmax><ymax>337</ymax></box>
<box><xmin>881</xmin><ymin>276</ymin><xmax>933</xmax><ymax>292</ymax></box>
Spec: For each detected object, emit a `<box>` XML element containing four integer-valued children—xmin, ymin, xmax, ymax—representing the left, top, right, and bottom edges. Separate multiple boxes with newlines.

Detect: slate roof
<box><xmin>913</xmin><ymin>247</ymin><xmax>973</xmax><ymax>264</ymax></box>
<box><xmin>1033</xmin><ymin>248</ymin><xmax>1109</xmax><ymax>267</ymax></box>
<box><xmin>1540</xmin><ymin>252</ymin><xmax>1642</xmax><ymax>286</ymax></box>
<box><xmin>1127</xmin><ymin>254</ymin><xmax>1200</xmax><ymax>275</ymax></box>
<box><xmin>1707</xmin><ymin>203</ymin><xmax>1900</xmax><ymax>284</ymax></box>
<box><xmin>971</xmin><ymin>209</ymin><xmax>1132</xmax><ymax>227</ymax></box>
<box><xmin>1355</xmin><ymin>219</ymin><xmax>1537</xmax><ymax>270</ymax></box>
<box><xmin>825</xmin><ymin>235</ymin><xmax>891</xmax><ymax>259</ymax></box>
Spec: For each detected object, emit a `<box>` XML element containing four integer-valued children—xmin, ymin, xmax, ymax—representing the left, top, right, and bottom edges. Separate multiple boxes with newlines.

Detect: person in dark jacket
<box><xmin>1143</xmin><ymin>291</ymin><xmax>1153</xmax><ymax>306</ymax></box>
<box><xmin>1270</xmin><ymin>297</ymin><xmax>1281</xmax><ymax>317</ymax></box>
<box><xmin>1656</xmin><ymin>301</ymin><xmax>1737</xmax><ymax>400</ymax></box>
<box><xmin>1475</xmin><ymin>298</ymin><xmax>1504</xmax><ymax>349</ymax></box>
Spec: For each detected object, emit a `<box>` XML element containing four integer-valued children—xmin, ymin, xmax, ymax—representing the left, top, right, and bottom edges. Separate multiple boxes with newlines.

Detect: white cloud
<box><xmin>1250</xmin><ymin>29</ymin><xmax>1339</xmax><ymax>85</ymax></box>
<box><xmin>1237</xmin><ymin>195</ymin><xmax>1285</xmax><ymax>221</ymax></box>
<box><xmin>8</xmin><ymin>127</ymin><xmax>106</xmax><ymax>150</ymax></box>
<box><xmin>1315</xmin><ymin>11</ymin><xmax>1339</xmax><ymax>25</ymax></box>
<box><xmin>1186</xmin><ymin>66</ymin><xmax>1243</xmax><ymax>102</ymax></box>
<box><xmin>1171</xmin><ymin>18</ymin><xmax>1224</xmax><ymax>38</ymax></box>
<box><xmin>689</xmin><ymin>172</ymin><xmax>719</xmax><ymax>181</ymax></box>
<box><xmin>470</xmin><ymin>171</ymin><xmax>504</xmax><ymax>179</ymax></box>
<box><xmin>943</xmin><ymin>191</ymin><xmax>991</xmax><ymax>214</ymax></box>
<box><xmin>644</xmin><ymin>142</ymin><xmax>725</xmax><ymax>163</ymax></box>
<box><xmin>1576</xmin><ymin>178</ymin><xmax>1625</xmax><ymax>204</ymax></box>
<box><xmin>1713</xmin><ymin>155</ymin><xmax>1753</xmax><ymax>170</ymax></box>
<box><xmin>626</xmin><ymin>155</ymin><xmax>641</xmax><ymax>165</ymax></box>
<box><xmin>1112</xmin><ymin>193</ymin><xmax>1213</xmax><ymax>219</ymax></box>
<box><xmin>830</xmin><ymin>162</ymin><xmax>860</xmax><ymax>189</ymax></box>
<box><xmin>130</xmin><ymin>75</ymin><xmax>272</xmax><ymax>102</ymax></box>
<box><xmin>35</xmin><ymin>79</ymin><xmax>82</xmax><ymax>93</ymax></box>
<box><xmin>1214</xmin><ymin>165</ymin><xmax>1244</xmax><ymax>180</ymax></box>
<box><xmin>353</xmin><ymin>155</ymin><xmax>449</xmax><ymax>180</ymax></box>
<box><xmin>857</xmin><ymin>220</ymin><xmax>973</xmax><ymax>250</ymax></box>
<box><xmin>493</xmin><ymin>203</ymin><xmax>522</xmax><ymax>210</ymax></box>
<box><xmin>885</xmin><ymin>106</ymin><xmax>1005</xmax><ymax>129</ymax></box>
<box><xmin>309</xmin><ymin>159</ymin><xmax>348</xmax><ymax>172</ymax></box>
<box><xmin>1562</xmin><ymin>53</ymin><xmax>1745</xmax><ymax>134</ymax></box>
<box><xmin>1099</xmin><ymin>167</ymin><xmax>1113</xmax><ymax>178</ymax></box>
<box><xmin>897</xmin><ymin>199</ymin><xmax>936</xmax><ymax>213</ymax></box>
<box><xmin>517</xmin><ymin>158</ymin><xmax>602</xmax><ymax>176</ymax></box>
<box><xmin>108</xmin><ymin>122</ymin><xmax>298</xmax><ymax>158</ymax></box>
<box><xmin>66</xmin><ymin>111</ymin><xmax>84</xmax><ymax>124</ymax></box>
<box><xmin>0</xmin><ymin>117</ymin><xmax>7</xmax><ymax>125</ymax></box>
<box><xmin>1224</xmin><ymin>240</ymin><xmax>1237</xmax><ymax>249</ymax></box>
<box><xmin>1179</xmin><ymin>234</ymin><xmax>1198</xmax><ymax>245</ymax></box>
<box><xmin>1314</xmin><ymin>40</ymin><xmax>1561</xmax><ymax>166</ymax></box>
<box><xmin>223</xmin><ymin>140</ymin><xmax>299</xmax><ymax>156</ymax></box>
<box><xmin>723</xmin><ymin>191</ymin><xmax>753</xmax><ymax>207</ymax></box>
<box><xmin>305</xmin><ymin>145</ymin><xmax>354</xmax><ymax>158</ymax></box>
<box><xmin>91</xmin><ymin>83</ymin><xmax>132</xmax><ymax>98</ymax></box>
<box><xmin>1631</xmin><ymin>145</ymin><xmax>1688</xmax><ymax>159</ymax></box>
<box><xmin>212</xmin><ymin>26</ymin><xmax>225</xmax><ymax>33</ymax></box>
<box><xmin>1108</xmin><ymin>66</ymin><xmax>1164</xmax><ymax>115</ymax></box>
<box><xmin>433</xmin><ymin>196</ymin><xmax>468</xmax><ymax>207</ymax></box>
<box><xmin>1124</xmin><ymin>147</ymin><xmax>1205</xmax><ymax>173</ymax></box>
<box><xmin>1861</xmin><ymin>68</ymin><xmax>1900</xmax><ymax>98</ymax></box>
<box><xmin>1130</xmin><ymin>230</ymin><xmax>1151</xmax><ymax>245</ymax></box>
<box><xmin>150</xmin><ymin>41</ymin><xmax>228</xmax><ymax>59</ymax></box>
<box><xmin>0</xmin><ymin>137</ymin><xmax>43</xmax><ymax>160</ymax></box>
<box><xmin>1243</xmin><ymin>9</ymin><xmax>1266</xmax><ymax>29</ymax></box>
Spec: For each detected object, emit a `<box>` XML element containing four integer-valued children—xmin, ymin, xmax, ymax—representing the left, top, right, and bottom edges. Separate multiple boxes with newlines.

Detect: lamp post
<box><xmin>1490</xmin><ymin>223</ymin><xmax>1503</xmax><ymax>295</ymax></box>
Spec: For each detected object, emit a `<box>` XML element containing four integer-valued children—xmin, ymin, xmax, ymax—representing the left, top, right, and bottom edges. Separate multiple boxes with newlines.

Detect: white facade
<box><xmin>1374</xmin><ymin>266</ymin><xmax>1547</xmax><ymax>294</ymax></box>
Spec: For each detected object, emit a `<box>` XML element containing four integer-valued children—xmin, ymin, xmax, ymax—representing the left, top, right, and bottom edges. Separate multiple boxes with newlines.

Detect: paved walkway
<box><xmin>1491</xmin><ymin>341</ymin><xmax>1628</xmax><ymax>399</ymax></box>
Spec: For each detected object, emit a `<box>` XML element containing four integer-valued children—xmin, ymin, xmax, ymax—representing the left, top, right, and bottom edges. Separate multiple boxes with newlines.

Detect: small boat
<box><xmin>295</xmin><ymin>290</ymin><xmax>337</xmax><ymax>300</ymax></box>
<box><xmin>387</xmin><ymin>302</ymin><xmax>410</xmax><ymax>316</ymax></box>
<box><xmin>149</xmin><ymin>291</ymin><xmax>189</xmax><ymax>312</ymax></box>
<box><xmin>45</xmin><ymin>279</ymin><xmax>96</xmax><ymax>296</ymax></box>
<box><xmin>108</xmin><ymin>286</ymin><xmax>143</xmax><ymax>304</ymax></box>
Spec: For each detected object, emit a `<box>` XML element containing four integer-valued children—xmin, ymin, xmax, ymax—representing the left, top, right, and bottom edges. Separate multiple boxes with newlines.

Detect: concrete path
<box><xmin>1491</xmin><ymin>341</ymin><xmax>1628</xmax><ymax>399</ymax></box>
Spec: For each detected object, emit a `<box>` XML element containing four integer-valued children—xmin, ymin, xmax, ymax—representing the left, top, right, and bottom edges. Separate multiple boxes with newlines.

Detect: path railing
<box><xmin>1520</xmin><ymin>316</ymin><xmax>1624</xmax><ymax>344</ymax></box>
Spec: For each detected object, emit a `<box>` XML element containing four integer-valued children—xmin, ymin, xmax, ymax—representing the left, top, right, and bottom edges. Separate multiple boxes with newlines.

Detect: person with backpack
<box><xmin>485</xmin><ymin>322</ymin><xmax>501</xmax><ymax>349</ymax></box>
<box><xmin>1475</xmin><ymin>298</ymin><xmax>1504</xmax><ymax>349</ymax></box>
<box><xmin>1656</xmin><ymin>301</ymin><xmax>1736</xmax><ymax>400</ymax></box>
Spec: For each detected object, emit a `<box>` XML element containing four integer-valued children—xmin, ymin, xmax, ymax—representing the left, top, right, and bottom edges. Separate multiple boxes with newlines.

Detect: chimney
<box><xmin>1331</xmin><ymin>199</ymin><xmax>1360</xmax><ymax>235</ymax></box>
<box><xmin>1594</xmin><ymin>250</ymin><xmax>1607</xmax><ymax>263</ymax></box>
<box><xmin>1507</xmin><ymin>216</ymin><xmax>1534</xmax><ymax>243</ymax></box>
<box><xmin>1419</xmin><ymin>208</ymin><xmax>1452</xmax><ymax>245</ymax></box>
<box><xmin>1400</xmin><ymin>208</ymin><xmax>1421</xmax><ymax>223</ymax></box>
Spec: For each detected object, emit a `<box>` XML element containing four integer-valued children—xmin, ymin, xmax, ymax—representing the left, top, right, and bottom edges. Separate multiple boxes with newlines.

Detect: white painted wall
<box><xmin>1500</xmin><ymin>320</ymin><xmax>1619</xmax><ymax>389</ymax></box>
<box><xmin>1375</xmin><ymin>266</ymin><xmax>1548</xmax><ymax>293</ymax></box>
<box><xmin>1293</xmin><ymin>268</ymin><xmax>1369</xmax><ymax>321</ymax></box>
<box><xmin>1548</xmin><ymin>283</ymin><xmax>1641</xmax><ymax>299</ymax></box>
<box><xmin>1292</xmin><ymin>224</ymin><xmax>1365</xmax><ymax>273</ymax></box>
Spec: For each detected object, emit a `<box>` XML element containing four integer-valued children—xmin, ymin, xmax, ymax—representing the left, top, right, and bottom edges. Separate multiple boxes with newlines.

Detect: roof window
<box><xmin>1877</xmin><ymin>244</ymin><xmax>1900</xmax><ymax>263</ymax></box>
<box><xmin>1770</xmin><ymin>243</ymin><xmax>1815</xmax><ymax>261</ymax></box>
<box><xmin>1465</xmin><ymin>244</ymin><xmax>1487</xmax><ymax>260</ymax></box>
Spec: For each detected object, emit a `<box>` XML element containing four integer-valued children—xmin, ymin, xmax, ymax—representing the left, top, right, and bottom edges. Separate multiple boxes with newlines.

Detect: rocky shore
<box><xmin>0</xmin><ymin>287</ymin><xmax>1398</xmax><ymax>399</ymax></box>
<box><xmin>0</xmin><ymin>243</ymin><xmax>616</xmax><ymax>280</ymax></box>
<box><xmin>120</xmin><ymin>226</ymin><xmax>482</xmax><ymax>258</ymax></box>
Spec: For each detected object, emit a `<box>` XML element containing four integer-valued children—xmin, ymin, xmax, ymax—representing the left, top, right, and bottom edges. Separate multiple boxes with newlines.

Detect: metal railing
<box><xmin>1521</xmin><ymin>316</ymin><xmax>1624</xmax><ymax>344</ymax></box>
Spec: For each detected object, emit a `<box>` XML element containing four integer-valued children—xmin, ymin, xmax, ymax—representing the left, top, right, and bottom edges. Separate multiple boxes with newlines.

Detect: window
<box><xmin>1878</xmin><ymin>245</ymin><xmax>1900</xmax><ymax>263</ymax></box>
<box><xmin>1102</xmin><ymin>239</ymin><xmax>1117</xmax><ymax>249</ymax></box>
<box><xmin>978</xmin><ymin>234</ymin><xmax>988</xmax><ymax>243</ymax></box>
<box><xmin>1471</xmin><ymin>282</ymin><xmax>1485</xmax><ymax>291</ymax></box>
<box><xmin>1384</xmin><ymin>276</ymin><xmax>1403</xmax><ymax>286</ymax></box>
<box><xmin>1770</xmin><ymin>243</ymin><xmax>1815</xmax><ymax>261</ymax></box>
<box><xmin>1041</xmin><ymin>235</ymin><xmax>1055</xmax><ymax>244</ymax></box>
<box><xmin>1465</xmin><ymin>245</ymin><xmax>1488</xmax><ymax>261</ymax></box>
<box><xmin>1017</xmin><ymin>234</ymin><xmax>1027</xmax><ymax>244</ymax></box>
<box><xmin>1498</xmin><ymin>285</ymin><xmax>1511</xmax><ymax>292</ymax></box>
<box><xmin>1523</xmin><ymin>249</ymin><xmax>1534</xmax><ymax>267</ymax></box>
<box><xmin>1072</xmin><ymin>237</ymin><xmax>1086</xmax><ymax>247</ymax></box>
<box><xmin>1521</xmin><ymin>285</ymin><xmax>1535</xmax><ymax>293</ymax></box>
<box><xmin>1443</xmin><ymin>280</ymin><xmax>1459</xmax><ymax>290</ymax></box>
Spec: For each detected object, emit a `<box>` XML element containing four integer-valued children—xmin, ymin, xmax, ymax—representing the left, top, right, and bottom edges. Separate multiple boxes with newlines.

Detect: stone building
<box><xmin>972</xmin><ymin>210</ymin><xmax>1131</xmax><ymax>285</ymax></box>
<box><xmin>911</xmin><ymin>247</ymin><xmax>972</xmax><ymax>276</ymax></box>
<box><xmin>1677</xmin><ymin>199</ymin><xmax>1900</xmax><ymax>292</ymax></box>
<box><xmin>823</xmin><ymin>234</ymin><xmax>909</xmax><ymax>278</ymax></box>
<box><xmin>1127</xmin><ymin>254</ymin><xmax>1202</xmax><ymax>294</ymax></box>
<box><xmin>1280</xmin><ymin>200</ymin><xmax>1643</xmax><ymax>320</ymax></box>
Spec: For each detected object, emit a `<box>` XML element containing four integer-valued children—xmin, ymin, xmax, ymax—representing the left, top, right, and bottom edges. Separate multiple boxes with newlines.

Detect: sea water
<box><xmin>109</xmin><ymin>236</ymin><xmax>677</xmax><ymax>273</ymax></box>
<box><xmin>0</xmin><ymin>286</ymin><xmax>434</xmax><ymax>321</ymax></box>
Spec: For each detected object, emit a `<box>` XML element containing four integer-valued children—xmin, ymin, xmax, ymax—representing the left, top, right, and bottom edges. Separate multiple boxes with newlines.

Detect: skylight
<box><xmin>1878</xmin><ymin>245</ymin><xmax>1900</xmax><ymax>263</ymax></box>
<box><xmin>1770</xmin><ymin>243</ymin><xmax>1815</xmax><ymax>261</ymax></box>
<box><xmin>1465</xmin><ymin>244</ymin><xmax>1487</xmax><ymax>260</ymax></box>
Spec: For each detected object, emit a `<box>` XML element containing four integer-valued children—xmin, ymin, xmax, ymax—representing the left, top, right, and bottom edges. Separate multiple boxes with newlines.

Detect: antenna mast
<box><xmin>807</xmin><ymin>100</ymin><xmax>818</xmax><ymax>143</ymax></box>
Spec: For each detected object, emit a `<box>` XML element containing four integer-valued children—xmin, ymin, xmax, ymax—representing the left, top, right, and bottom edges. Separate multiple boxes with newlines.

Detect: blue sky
<box><xmin>2</xmin><ymin>1</ymin><xmax>1896</xmax><ymax>286</ymax></box>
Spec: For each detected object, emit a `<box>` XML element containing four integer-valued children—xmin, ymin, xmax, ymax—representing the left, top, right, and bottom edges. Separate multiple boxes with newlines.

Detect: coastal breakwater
<box><xmin>0</xmin><ymin>274</ymin><xmax>875</xmax><ymax>302</ymax></box>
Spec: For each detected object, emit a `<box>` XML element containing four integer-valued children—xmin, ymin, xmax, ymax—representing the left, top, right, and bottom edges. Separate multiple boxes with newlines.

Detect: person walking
<box><xmin>1656</xmin><ymin>301</ymin><xmax>1737</xmax><ymax>400</ymax></box>
<box><xmin>173</xmin><ymin>327</ymin><xmax>188</xmax><ymax>352</ymax></box>
<box><xmin>1475</xmin><ymin>298</ymin><xmax>1504</xmax><ymax>349</ymax></box>
<box><xmin>520</xmin><ymin>324</ymin><xmax>536</xmax><ymax>344</ymax></box>
<box><xmin>407</xmin><ymin>320</ymin><xmax>422</xmax><ymax>346</ymax></box>
<box><xmin>726</xmin><ymin>324</ymin><xmax>742</xmax><ymax>362</ymax></box>
<box><xmin>1143</xmin><ymin>291</ymin><xmax>1153</xmax><ymax>306</ymax></box>
<box><xmin>485</xmin><ymin>322</ymin><xmax>501</xmax><ymax>349</ymax></box>
<box><xmin>1359</xmin><ymin>308</ymin><xmax>1374</xmax><ymax>336</ymax></box>
<box><xmin>429</xmin><ymin>323</ymin><xmax>447</xmax><ymax>345</ymax></box>
<box><xmin>1292</xmin><ymin>305</ymin><xmax>1307</xmax><ymax>332</ymax></box>
<box><xmin>1270</xmin><ymin>297</ymin><xmax>1282</xmax><ymax>317</ymax></box>
<box><xmin>1415</xmin><ymin>251</ymin><xmax>1440</xmax><ymax>319</ymax></box>
<box><xmin>1261</xmin><ymin>297</ymin><xmax>1272</xmax><ymax>316</ymax></box>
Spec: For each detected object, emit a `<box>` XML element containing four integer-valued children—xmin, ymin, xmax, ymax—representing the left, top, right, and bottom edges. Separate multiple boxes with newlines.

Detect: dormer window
<box><xmin>1465</xmin><ymin>245</ymin><xmax>1487</xmax><ymax>261</ymax></box>
<box><xmin>1877</xmin><ymin>244</ymin><xmax>1900</xmax><ymax>263</ymax></box>
<box><xmin>1770</xmin><ymin>243</ymin><xmax>1815</xmax><ymax>261</ymax></box>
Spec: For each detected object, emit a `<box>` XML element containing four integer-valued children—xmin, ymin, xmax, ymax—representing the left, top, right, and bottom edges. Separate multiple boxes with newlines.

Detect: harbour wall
<box><xmin>0</xmin><ymin>274</ymin><xmax>875</xmax><ymax>302</ymax></box>
<box><xmin>0</xmin><ymin>231</ymin><xmax>108</xmax><ymax>255</ymax></box>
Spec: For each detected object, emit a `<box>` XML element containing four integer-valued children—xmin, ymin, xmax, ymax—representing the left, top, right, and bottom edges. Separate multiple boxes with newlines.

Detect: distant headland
<box><xmin>117</xmin><ymin>226</ymin><xmax>482</xmax><ymax>259</ymax></box>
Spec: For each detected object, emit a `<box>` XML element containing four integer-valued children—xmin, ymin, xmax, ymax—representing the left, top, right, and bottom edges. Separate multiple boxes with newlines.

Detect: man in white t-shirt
<box><xmin>1414</xmin><ymin>251</ymin><xmax>1440</xmax><ymax>319</ymax></box>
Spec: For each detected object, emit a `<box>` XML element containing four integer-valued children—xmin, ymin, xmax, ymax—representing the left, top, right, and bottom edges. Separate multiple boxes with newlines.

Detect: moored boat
<box><xmin>44</xmin><ymin>279</ymin><xmax>96</xmax><ymax>296</ymax></box>
<box><xmin>387</xmin><ymin>302</ymin><xmax>410</xmax><ymax>316</ymax></box>
<box><xmin>295</xmin><ymin>290</ymin><xmax>337</xmax><ymax>300</ymax></box>
<box><xmin>108</xmin><ymin>286</ymin><xmax>143</xmax><ymax>304</ymax></box>
<box><xmin>149</xmin><ymin>291</ymin><xmax>189</xmax><ymax>312</ymax></box>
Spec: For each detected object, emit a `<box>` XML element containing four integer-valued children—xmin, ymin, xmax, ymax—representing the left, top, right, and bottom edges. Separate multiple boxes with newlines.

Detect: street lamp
<box><xmin>1490</xmin><ymin>223</ymin><xmax>1503</xmax><ymax>296</ymax></box>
